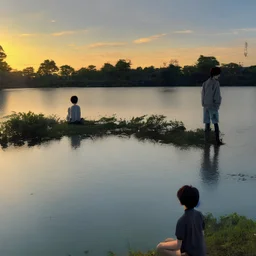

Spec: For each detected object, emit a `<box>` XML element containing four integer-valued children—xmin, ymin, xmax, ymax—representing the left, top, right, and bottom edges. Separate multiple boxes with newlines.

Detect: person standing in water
<box><xmin>201</xmin><ymin>67</ymin><xmax>223</xmax><ymax>145</ymax></box>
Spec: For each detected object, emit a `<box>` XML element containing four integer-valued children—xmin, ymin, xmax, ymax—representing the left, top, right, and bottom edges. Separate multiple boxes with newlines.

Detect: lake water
<box><xmin>0</xmin><ymin>87</ymin><xmax>256</xmax><ymax>256</ymax></box>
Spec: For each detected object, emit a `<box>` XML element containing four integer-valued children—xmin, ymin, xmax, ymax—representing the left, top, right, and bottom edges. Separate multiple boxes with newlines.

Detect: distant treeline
<box><xmin>0</xmin><ymin>45</ymin><xmax>256</xmax><ymax>88</ymax></box>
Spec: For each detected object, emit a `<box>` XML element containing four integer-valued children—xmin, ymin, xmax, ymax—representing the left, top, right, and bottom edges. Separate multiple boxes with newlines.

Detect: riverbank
<box><xmin>1</xmin><ymin>82</ymin><xmax>256</xmax><ymax>89</ymax></box>
<box><xmin>0</xmin><ymin>112</ymin><xmax>220</xmax><ymax>148</ymax></box>
<box><xmin>117</xmin><ymin>213</ymin><xmax>256</xmax><ymax>256</ymax></box>
<box><xmin>73</xmin><ymin>213</ymin><xmax>256</xmax><ymax>256</ymax></box>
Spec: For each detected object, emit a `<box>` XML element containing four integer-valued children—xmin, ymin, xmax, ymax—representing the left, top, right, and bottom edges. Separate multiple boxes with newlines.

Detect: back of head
<box><xmin>177</xmin><ymin>185</ymin><xmax>199</xmax><ymax>209</ymax></box>
<box><xmin>70</xmin><ymin>95</ymin><xmax>78</xmax><ymax>104</ymax></box>
<box><xmin>210</xmin><ymin>67</ymin><xmax>221</xmax><ymax>78</ymax></box>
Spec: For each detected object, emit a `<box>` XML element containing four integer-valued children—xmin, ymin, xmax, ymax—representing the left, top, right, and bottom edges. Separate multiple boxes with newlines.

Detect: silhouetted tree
<box><xmin>197</xmin><ymin>55</ymin><xmax>220</xmax><ymax>75</ymax></box>
<box><xmin>0</xmin><ymin>46</ymin><xmax>7</xmax><ymax>61</ymax></box>
<box><xmin>115</xmin><ymin>59</ymin><xmax>131</xmax><ymax>72</ymax></box>
<box><xmin>0</xmin><ymin>45</ymin><xmax>11</xmax><ymax>72</ymax></box>
<box><xmin>37</xmin><ymin>60</ymin><xmax>59</xmax><ymax>76</ymax></box>
<box><xmin>1</xmin><ymin>46</ymin><xmax>256</xmax><ymax>88</ymax></box>
<box><xmin>22</xmin><ymin>67</ymin><xmax>35</xmax><ymax>77</ymax></box>
<box><xmin>101</xmin><ymin>63</ymin><xmax>115</xmax><ymax>72</ymax></box>
<box><xmin>87</xmin><ymin>65</ymin><xmax>97</xmax><ymax>72</ymax></box>
<box><xmin>59</xmin><ymin>65</ymin><xmax>75</xmax><ymax>77</ymax></box>
<box><xmin>161</xmin><ymin>63</ymin><xmax>182</xmax><ymax>85</ymax></box>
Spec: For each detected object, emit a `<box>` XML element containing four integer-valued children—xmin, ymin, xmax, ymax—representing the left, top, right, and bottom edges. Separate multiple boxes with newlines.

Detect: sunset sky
<box><xmin>1</xmin><ymin>0</ymin><xmax>256</xmax><ymax>71</ymax></box>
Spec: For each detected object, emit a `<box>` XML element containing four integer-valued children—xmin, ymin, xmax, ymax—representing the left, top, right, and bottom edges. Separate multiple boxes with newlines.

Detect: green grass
<box><xmin>0</xmin><ymin>112</ymin><xmax>219</xmax><ymax>148</ymax></box>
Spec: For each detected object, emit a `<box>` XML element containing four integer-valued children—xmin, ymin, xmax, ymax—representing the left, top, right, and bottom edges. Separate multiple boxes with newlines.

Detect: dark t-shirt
<box><xmin>175</xmin><ymin>209</ymin><xmax>206</xmax><ymax>256</ymax></box>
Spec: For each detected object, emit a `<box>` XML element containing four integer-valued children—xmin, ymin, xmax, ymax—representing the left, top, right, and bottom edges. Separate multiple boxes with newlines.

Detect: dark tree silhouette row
<box><xmin>0</xmin><ymin>45</ymin><xmax>256</xmax><ymax>88</ymax></box>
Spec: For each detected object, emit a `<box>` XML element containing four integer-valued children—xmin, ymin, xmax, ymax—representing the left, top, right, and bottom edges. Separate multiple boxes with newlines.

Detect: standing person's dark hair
<box><xmin>210</xmin><ymin>67</ymin><xmax>221</xmax><ymax>78</ymax></box>
<box><xmin>201</xmin><ymin>67</ymin><xmax>224</xmax><ymax>146</ymax></box>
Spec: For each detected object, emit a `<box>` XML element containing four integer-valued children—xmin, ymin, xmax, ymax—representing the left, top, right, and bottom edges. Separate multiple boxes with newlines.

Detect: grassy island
<box><xmin>0</xmin><ymin>112</ymin><xmax>220</xmax><ymax>148</ymax></box>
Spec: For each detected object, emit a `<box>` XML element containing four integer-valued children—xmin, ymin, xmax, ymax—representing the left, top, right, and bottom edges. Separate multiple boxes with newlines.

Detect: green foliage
<box><xmin>101</xmin><ymin>63</ymin><xmax>115</xmax><ymax>72</ymax></box>
<box><xmin>197</xmin><ymin>55</ymin><xmax>220</xmax><ymax>75</ymax></box>
<box><xmin>59</xmin><ymin>65</ymin><xmax>75</xmax><ymax>77</ymax></box>
<box><xmin>204</xmin><ymin>213</ymin><xmax>256</xmax><ymax>256</ymax></box>
<box><xmin>0</xmin><ymin>112</ymin><xmax>59</xmax><ymax>146</ymax></box>
<box><xmin>115</xmin><ymin>59</ymin><xmax>131</xmax><ymax>72</ymax></box>
<box><xmin>0</xmin><ymin>112</ymin><xmax>216</xmax><ymax>148</ymax></box>
<box><xmin>129</xmin><ymin>250</ymin><xmax>156</xmax><ymax>256</ymax></box>
<box><xmin>87</xmin><ymin>65</ymin><xmax>97</xmax><ymax>72</ymax></box>
<box><xmin>0</xmin><ymin>45</ymin><xmax>7</xmax><ymax>61</ymax></box>
<box><xmin>0</xmin><ymin>45</ymin><xmax>11</xmax><ymax>72</ymax></box>
<box><xmin>0</xmin><ymin>61</ymin><xmax>11</xmax><ymax>72</ymax></box>
<box><xmin>22</xmin><ymin>67</ymin><xmax>35</xmax><ymax>77</ymax></box>
<box><xmin>37</xmin><ymin>59</ymin><xmax>59</xmax><ymax>76</ymax></box>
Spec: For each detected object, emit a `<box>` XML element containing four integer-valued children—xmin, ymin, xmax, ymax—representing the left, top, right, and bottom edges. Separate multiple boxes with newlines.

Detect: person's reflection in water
<box><xmin>200</xmin><ymin>145</ymin><xmax>220</xmax><ymax>187</ymax></box>
<box><xmin>70</xmin><ymin>135</ymin><xmax>81</xmax><ymax>150</ymax></box>
<box><xmin>0</xmin><ymin>90</ymin><xmax>7</xmax><ymax>115</ymax></box>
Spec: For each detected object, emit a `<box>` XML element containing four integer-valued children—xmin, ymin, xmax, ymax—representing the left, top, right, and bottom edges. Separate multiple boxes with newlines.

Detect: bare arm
<box><xmin>157</xmin><ymin>239</ymin><xmax>182</xmax><ymax>251</ymax></box>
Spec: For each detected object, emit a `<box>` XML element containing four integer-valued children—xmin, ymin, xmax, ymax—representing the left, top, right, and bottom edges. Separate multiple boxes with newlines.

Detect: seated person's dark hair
<box><xmin>210</xmin><ymin>67</ymin><xmax>221</xmax><ymax>77</ymax></box>
<box><xmin>70</xmin><ymin>95</ymin><xmax>78</xmax><ymax>104</ymax></box>
<box><xmin>177</xmin><ymin>185</ymin><xmax>199</xmax><ymax>209</ymax></box>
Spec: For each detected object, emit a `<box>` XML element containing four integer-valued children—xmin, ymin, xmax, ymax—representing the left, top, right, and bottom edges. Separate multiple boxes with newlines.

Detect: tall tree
<box><xmin>144</xmin><ymin>66</ymin><xmax>155</xmax><ymax>73</ymax></box>
<box><xmin>115</xmin><ymin>59</ymin><xmax>131</xmax><ymax>72</ymax></box>
<box><xmin>0</xmin><ymin>46</ymin><xmax>7</xmax><ymax>61</ymax></box>
<box><xmin>221</xmin><ymin>63</ymin><xmax>242</xmax><ymax>75</ymax></box>
<box><xmin>169</xmin><ymin>59</ymin><xmax>179</xmax><ymax>66</ymax></box>
<box><xmin>37</xmin><ymin>60</ymin><xmax>59</xmax><ymax>75</ymax></box>
<box><xmin>101</xmin><ymin>63</ymin><xmax>115</xmax><ymax>72</ymax></box>
<box><xmin>22</xmin><ymin>67</ymin><xmax>35</xmax><ymax>77</ymax></box>
<box><xmin>0</xmin><ymin>45</ymin><xmax>11</xmax><ymax>71</ymax></box>
<box><xmin>87</xmin><ymin>65</ymin><xmax>97</xmax><ymax>72</ymax></box>
<box><xmin>196</xmin><ymin>55</ymin><xmax>220</xmax><ymax>74</ymax></box>
<box><xmin>182</xmin><ymin>65</ymin><xmax>197</xmax><ymax>76</ymax></box>
<box><xmin>161</xmin><ymin>63</ymin><xmax>182</xmax><ymax>85</ymax></box>
<box><xmin>59</xmin><ymin>65</ymin><xmax>75</xmax><ymax>77</ymax></box>
<box><xmin>0</xmin><ymin>62</ymin><xmax>11</xmax><ymax>72</ymax></box>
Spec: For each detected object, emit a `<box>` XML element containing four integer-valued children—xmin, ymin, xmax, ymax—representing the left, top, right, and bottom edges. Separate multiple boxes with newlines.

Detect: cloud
<box><xmin>19</xmin><ymin>33</ymin><xmax>37</xmax><ymax>37</ymax></box>
<box><xmin>18</xmin><ymin>29</ymin><xmax>88</xmax><ymax>38</ymax></box>
<box><xmin>233</xmin><ymin>28</ymin><xmax>256</xmax><ymax>34</ymax></box>
<box><xmin>51</xmin><ymin>29</ymin><xmax>88</xmax><ymax>36</ymax></box>
<box><xmin>133</xmin><ymin>33</ymin><xmax>166</xmax><ymax>44</ymax></box>
<box><xmin>51</xmin><ymin>20</ymin><xmax>56</xmax><ymax>23</ymax></box>
<box><xmin>174</xmin><ymin>30</ymin><xmax>194</xmax><ymax>34</ymax></box>
<box><xmin>88</xmin><ymin>42</ymin><xmax>127</xmax><ymax>48</ymax></box>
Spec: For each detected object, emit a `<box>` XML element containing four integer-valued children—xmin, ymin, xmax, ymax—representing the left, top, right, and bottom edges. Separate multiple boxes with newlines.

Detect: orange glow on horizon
<box><xmin>2</xmin><ymin>32</ymin><xmax>256</xmax><ymax>71</ymax></box>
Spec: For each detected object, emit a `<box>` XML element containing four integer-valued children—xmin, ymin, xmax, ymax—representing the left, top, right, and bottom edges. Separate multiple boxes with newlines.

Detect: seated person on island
<box><xmin>66</xmin><ymin>95</ymin><xmax>83</xmax><ymax>124</ymax></box>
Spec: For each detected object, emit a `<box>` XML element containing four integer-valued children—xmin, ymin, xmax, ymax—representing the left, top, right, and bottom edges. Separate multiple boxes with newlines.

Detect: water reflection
<box><xmin>0</xmin><ymin>90</ymin><xmax>7</xmax><ymax>115</ymax></box>
<box><xmin>70</xmin><ymin>135</ymin><xmax>81</xmax><ymax>149</ymax></box>
<box><xmin>38</xmin><ymin>88</ymin><xmax>59</xmax><ymax>108</ymax></box>
<box><xmin>200</xmin><ymin>145</ymin><xmax>220</xmax><ymax>186</ymax></box>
